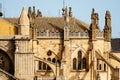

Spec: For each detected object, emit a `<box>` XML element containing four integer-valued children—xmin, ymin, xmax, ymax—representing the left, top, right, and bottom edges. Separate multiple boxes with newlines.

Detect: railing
<box><xmin>69</xmin><ymin>31</ymin><xmax>89</xmax><ymax>38</ymax></box>
<box><xmin>37</xmin><ymin>30</ymin><xmax>63</xmax><ymax>38</ymax></box>
<box><xmin>37</xmin><ymin>30</ymin><xmax>104</xmax><ymax>39</ymax></box>
<box><xmin>96</xmin><ymin>31</ymin><xmax>104</xmax><ymax>38</ymax></box>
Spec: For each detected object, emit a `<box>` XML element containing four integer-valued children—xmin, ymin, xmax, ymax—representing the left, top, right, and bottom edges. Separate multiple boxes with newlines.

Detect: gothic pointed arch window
<box><xmin>83</xmin><ymin>57</ymin><xmax>86</xmax><ymax>69</ymax></box>
<box><xmin>47</xmin><ymin>58</ymin><xmax>51</xmax><ymax>70</ymax></box>
<box><xmin>52</xmin><ymin>58</ymin><xmax>56</xmax><ymax>63</ymax></box>
<box><xmin>43</xmin><ymin>58</ymin><xmax>46</xmax><ymax>70</ymax></box>
<box><xmin>99</xmin><ymin>64</ymin><xmax>102</xmax><ymax>70</ymax></box>
<box><xmin>73</xmin><ymin>58</ymin><xmax>77</xmax><ymax>70</ymax></box>
<box><xmin>78</xmin><ymin>50</ymin><xmax>82</xmax><ymax>70</ymax></box>
<box><xmin>39</xmin><ymin>61</ymin><xmax>42</xmax><ymax>70</ymax></box>
<box><xmin>104</xmin><ymin>64</ymin><xmax>106</xmax><ymax>71</ymax></box>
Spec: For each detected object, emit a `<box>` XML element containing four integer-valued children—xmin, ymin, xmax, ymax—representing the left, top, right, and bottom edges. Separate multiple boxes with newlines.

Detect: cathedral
<box><xmin>0</xmin><ymin>6</ymin><xmax>120</xmax><ymax>80</ymax></box>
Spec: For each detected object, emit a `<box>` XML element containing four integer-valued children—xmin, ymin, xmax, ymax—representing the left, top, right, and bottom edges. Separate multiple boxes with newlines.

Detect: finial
<box><xmin>64</xmin><ymin>6</ymin><xmax>69</xmax><ymax>26</ymax></box>
<box><xmin>32</xmin><ymin>6</ymin><xmax>36</xmax><ymax>18</ymax></box>
<box><xmin>36</xmin><ymin>9</ymin><xmax>42</xmax><ymax>17</ymax></box>
<box><xmin>106</xmin><ymin>10</ymin><xmax>110</xmax><ymax>15</ymax></box>
<box><xmin>69</xmin><ymin>7</ymin><xmax>72</xmax><ymax>17</ymax></box>
<box><xmin>28</xmin><ymin>6</ymin><xmax>32</xmax><ymax>18</ymax></box>
<box><xmin>105</xmin><ymin>10</ymin><xmax>111</xmax><ymax>19</ymax></box>
<box><xmin>62</xmin><ymin>0</ymin><xmax>66</xmax><ymax>16</ymax></box>
<box><xmin>92</xmin><ymin>8</ymin><xmax>95</xmax><ymax>14</ymax></box>
<box><xmin>28</xmin><ymin>7</ymin><xmax>32</xmax><ymax>13</ymax></box>
<box><xmin>19</xmin><ymin>7</ymin><xmax>29</xmax><ymax>25</ymax></box>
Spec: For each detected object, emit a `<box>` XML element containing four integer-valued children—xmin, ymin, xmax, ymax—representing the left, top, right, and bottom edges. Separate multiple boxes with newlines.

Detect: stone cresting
<box><xmin>37</xmin><ymin>30</ymin><xmax>103</xmax><ymax>39</ymax></box>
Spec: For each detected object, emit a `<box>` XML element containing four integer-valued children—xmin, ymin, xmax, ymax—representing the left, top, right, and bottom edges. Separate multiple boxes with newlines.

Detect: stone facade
<box><xmin>0</xmin><ymin>6</ymin><xmax>120</xmax><ymax>80</ymax></box>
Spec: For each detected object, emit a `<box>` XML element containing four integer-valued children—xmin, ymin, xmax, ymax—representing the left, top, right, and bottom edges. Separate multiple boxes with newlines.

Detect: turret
<box><xmin>90</xmin><ymin>8</ymin><xmax>99</xmax><ymax>41</ymax></box>
<box><xmin>104</xmin><ymin>10</ymin><xmax>112</xmax><ymax>42</ymax></box>
<box><xmin>18</xmin><ymin>7</ymin><xmax>30</xmax><ymax>36</ymax></box>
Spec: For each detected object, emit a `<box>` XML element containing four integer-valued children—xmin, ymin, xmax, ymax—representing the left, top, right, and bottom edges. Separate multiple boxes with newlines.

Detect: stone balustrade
<box><xmin>96</xmin><ymin>31</ymin><xmax>104</xmax><ymax>38</ymax></box>
<box><xmin>69</xmin><ymin>31</ymin><xmax>89</xmax><ymax>38</ymax></box>
<box><xmin>37</xmin><ymin>30</ymin><xmax>63</xmax><ymax>38</ymax></box>
<box><xmin>37</xmin><ymin>30</ymin><xmax>103</xmax><ymax>39</ymax></box>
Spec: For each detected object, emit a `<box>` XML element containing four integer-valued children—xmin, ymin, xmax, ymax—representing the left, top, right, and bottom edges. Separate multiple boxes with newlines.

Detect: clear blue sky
<box><xmin>0</xmin><ymin>0</ymin><xmax>120</xmax><ymax>38</ymax></box>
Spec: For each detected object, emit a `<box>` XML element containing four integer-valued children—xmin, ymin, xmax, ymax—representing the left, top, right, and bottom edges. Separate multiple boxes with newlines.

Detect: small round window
<box><xmin>47</xmin><ymin>50</ymin><xmax>52</xmax><ymax>56</ymax></box>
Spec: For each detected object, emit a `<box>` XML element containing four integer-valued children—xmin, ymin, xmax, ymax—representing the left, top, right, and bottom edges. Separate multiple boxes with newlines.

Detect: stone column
<box><xmin>92</xmin><ymin>41</ymin><xmax>97</xmax><ymax>80</ymax></box>
<box><xmin>56</xmin><ymin>62</ymin><xmax>60</xmax><ymax>80</ymax></box>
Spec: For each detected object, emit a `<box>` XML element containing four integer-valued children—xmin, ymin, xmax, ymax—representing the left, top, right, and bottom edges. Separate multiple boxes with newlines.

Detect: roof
<box><xmin>35</xmin><ymin>17</ymin><xmax>89</xmax><ymax>32</ymax></box>
<box><xmin>4</xmin><ymin>17</ymin><xmax>89</xmax><ymax>32</ymax></box>
<box><xmin>19</xmin><ymin>7</ymin><xmax>29</xmax><ymax>25</ymax></box>
<box><xmin>4</xmin><ymin>18</ymin><xmax>18</xmax><ymax>27</ymax></box>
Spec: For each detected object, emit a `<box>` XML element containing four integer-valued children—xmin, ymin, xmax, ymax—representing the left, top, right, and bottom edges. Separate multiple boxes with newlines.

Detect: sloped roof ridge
<box><xmin>36</xmin><ymin>16</ymin><xmax>89</xmax><ymax>28</ymax></box>
<box><xmin>0</xmin><ymin>18</ymin><xmax>15</xmax><ymax>27</ymax></box>
<box><xmin>72</xmin><ymin>17</ymin><xmax>89</xmax><ymax>29</ymax></box>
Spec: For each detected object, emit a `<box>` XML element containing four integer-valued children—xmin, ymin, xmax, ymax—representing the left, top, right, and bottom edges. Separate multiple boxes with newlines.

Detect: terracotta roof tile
<box><xmin>4</xmin><ymin>17</ymin><xmax>89</xmax><ymax>32</ymax></box>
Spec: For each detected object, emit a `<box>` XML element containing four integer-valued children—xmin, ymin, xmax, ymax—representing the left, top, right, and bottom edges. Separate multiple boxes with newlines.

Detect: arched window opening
<box><xmin>78</xmin><ymin>50</ymin><xmax>82</xmax><ymax>60</ymax></box>
<box><xmin>73</xmin><ymin>58</ymin><xmax>77</xmax><ymax>70</ymax></box>
<box><xmin>83</xmin><ymin>58</ymin><xmax>86</xmax><ymax>69</ymax></box>
<box><xmin>78</xmin><ymin>50</ymin><xmax>82</xmax><ymax>70</ymax></box>
<box><xmin>99</xmin><ymin>64</ymin><xmax>102</xmax><ymax>70</ymax></box>
<box><xmin>39</xmin><ymin>61</ymin><xmax>42</xmax><ymax>70</ymax></box>
<box><xmin>43</xmin><ymin>58</ymin><xmax>46</xmax><ymax>70</ymax></box>
<box><xmin>47</xmin><ymin>58</ymin><xmax>51</xmax><ymax>70</ymax></box>
<box><xmin>104</xmin><ymin>64</ymin><xmax>106</xmax><ymax>71</ymax></box>
<box><xmin>78</xmin><ymin>61</ymin><xmax>81</xmax><ymax>70</ymax></box>
<box><xmin>52</xmin><ymin>58</ymin><xmax>56</xmax><ymax>63</ymax></box>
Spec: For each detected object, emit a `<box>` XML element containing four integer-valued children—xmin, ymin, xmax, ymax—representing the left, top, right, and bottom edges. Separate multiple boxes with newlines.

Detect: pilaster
<box><xmin>14</xmin><ymin>35</ymin><xmax>34</xmax><ymax>80</ymax></box>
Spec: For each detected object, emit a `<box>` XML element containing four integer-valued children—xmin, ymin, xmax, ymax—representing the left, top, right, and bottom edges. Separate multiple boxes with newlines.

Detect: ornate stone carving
<box><xmin>90</xmin><ymin>8</ymin><xmax>100</xmax><ymax>41</ymax></box>
<box><xmin>104</xmin><ymin>10</ymin><xmax>112</xmax><ymax>42</ymax></box>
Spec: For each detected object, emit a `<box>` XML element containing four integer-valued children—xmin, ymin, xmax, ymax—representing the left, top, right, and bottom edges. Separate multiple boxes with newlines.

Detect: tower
<box><xmin>18</xmin><ymin>7</ymin><xmax>30</xmax><ymax>36</ymax></box>
<box><xmin>15</xmin><ymin>7</ymin><xmax>34</xmax><ymax>80</ymax></box>
<box><xmin>104</xmin><ymin>10</ymin><xmax>112</xmax><ymax>42</ymax></box>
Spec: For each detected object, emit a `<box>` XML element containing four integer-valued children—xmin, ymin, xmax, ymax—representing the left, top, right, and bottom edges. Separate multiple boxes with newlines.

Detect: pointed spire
<box><xmin>18</xmin><ymin>7</ymin><xmax>30</xmax><ymax>35</ymax></box>
<box><xmin>19</xmin><ymin>7</ymin><xmax>29</xmax><ymax>26</ymax></box>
